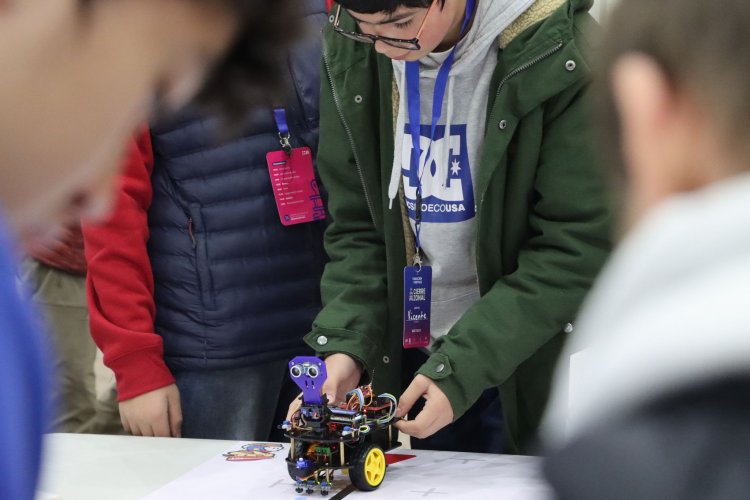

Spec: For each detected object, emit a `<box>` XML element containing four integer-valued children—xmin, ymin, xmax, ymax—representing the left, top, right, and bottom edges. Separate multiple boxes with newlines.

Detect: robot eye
<box><xmin>290</xmin><ymin>365</ymin><xmax>303</xmax><ymax>378</ymax></box>
<box><xmin>307</xmin><ymin>365</ymin><xmax>320</xmax><ymax>378</ymax></box>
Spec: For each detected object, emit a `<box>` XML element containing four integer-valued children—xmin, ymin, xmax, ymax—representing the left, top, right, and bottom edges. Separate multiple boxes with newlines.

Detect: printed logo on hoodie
<box><xmin>401</xmin><ymin>123</ymin><xmax>475</xmax><ymax>223</ymax></box>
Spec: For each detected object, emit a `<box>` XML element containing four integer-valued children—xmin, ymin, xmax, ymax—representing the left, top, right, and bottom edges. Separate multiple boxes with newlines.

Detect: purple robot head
<box><xmin>289</xmin><ymin>356</ymin><xmax>328</xmax><ymax>405</ymax></box>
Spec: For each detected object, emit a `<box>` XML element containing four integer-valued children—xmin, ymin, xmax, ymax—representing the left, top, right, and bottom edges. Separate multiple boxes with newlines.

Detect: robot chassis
<box><xmin>281</xmin><ymin>356</ymin><xmax>400</xmax><ymax>496</ymax></box>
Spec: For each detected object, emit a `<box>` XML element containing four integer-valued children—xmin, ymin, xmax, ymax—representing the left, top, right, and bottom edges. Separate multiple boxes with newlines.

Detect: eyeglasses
<box><xmin>333</xmin><ymin>1</ymin><xmax>436</xmax><ymax>51</ymax></box>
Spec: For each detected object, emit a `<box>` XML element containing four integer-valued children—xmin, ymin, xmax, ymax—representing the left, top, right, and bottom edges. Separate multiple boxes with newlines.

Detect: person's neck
<box><xmin>434</xmin><ymin>0</ymin><xmax>476</xmax><ymax>52</ymax></box>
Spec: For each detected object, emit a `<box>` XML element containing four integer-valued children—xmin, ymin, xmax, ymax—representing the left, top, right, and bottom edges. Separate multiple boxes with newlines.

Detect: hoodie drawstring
<box><xmin>388</xmin><ymin>69</ymin><xmax>408</xmax><ymax>209</ymax></box>
<box><xmin>441</xmin><ymin>76</ymin><xmax>455</xmax><ymax>188</ymax></box>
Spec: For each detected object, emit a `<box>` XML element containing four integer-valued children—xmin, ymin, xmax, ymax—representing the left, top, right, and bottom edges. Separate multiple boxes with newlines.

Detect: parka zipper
<box><xmin>480</xmin><ymin>39</ymin><xmax>565</xmax><ymax>213</ymax></box>
<box><xmin>476</xmin><ymin>40</ymin><xmax>564</xmax><ymax>291</ymax></box>
<box><xmin>322</xmin><ymin>47</ymin><xmax>378</xmax><ymax>228</ymax></box>
<box><xmin>494</xmin><ymin>40</ymin><xmax>565</xmax><ymax>101</ymax></box>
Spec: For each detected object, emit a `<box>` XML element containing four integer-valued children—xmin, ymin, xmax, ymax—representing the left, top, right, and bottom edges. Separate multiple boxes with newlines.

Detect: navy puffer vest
<box><xmin>147</xmin><ymin>0</ymin><xmax>328</xmax><ymax>371</ymax></box>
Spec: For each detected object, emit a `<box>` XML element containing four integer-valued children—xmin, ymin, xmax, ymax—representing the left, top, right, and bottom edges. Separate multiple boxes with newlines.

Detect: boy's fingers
<box><xmin>151</xmin><ymin>417</ymin><xmax>170</xmax><ymax>437</ymax></box>
<box><xmin>121</xmin><ymin>415</ymin><xmax>131</xmax><ymax>435</ymax></box>
<box><xmin>325</xmin><ymin>391</ymin><xmax>338</xmax><ymax>405</ymax></box>
<box><xmin>394</xmin><ymin>405</ymin><xmax>441</xmax><ymax>439</ymax></box>
<box><xmin>395</xmin><ymin>375</ymin><xmax>429</xmax><ymax>418</ymax></box>
<box><xmin>286</xmin><ymin>393</ymin><xmax>302</xmax><ymax>421</ymax></box>
<box><xmin>321</xmin><ymin>380</ymin><xmax>338</xmax><ymax>404</ymax></box>
<box><xmin>130</xmin><ymin>422</ymin><xmax>143</xmax><ymax>437</ymax></box>
<box><xmin>168</xmin><ymin>393</ymin><xmax>183</xmax><ymax>438</ymax></box>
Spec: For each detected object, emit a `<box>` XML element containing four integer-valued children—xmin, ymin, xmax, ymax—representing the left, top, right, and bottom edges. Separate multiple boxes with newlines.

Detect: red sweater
<box><xmin>83</xmin><ymin>130</ymin><xmax>175</xmax><ymax>402</ymax></box>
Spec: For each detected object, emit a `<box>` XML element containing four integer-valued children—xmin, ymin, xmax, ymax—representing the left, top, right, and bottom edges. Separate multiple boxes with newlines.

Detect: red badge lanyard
<box><xmin>266</xmin><ymin>108</ymin><xmax>326</xmax><ymax>226</ymax></box>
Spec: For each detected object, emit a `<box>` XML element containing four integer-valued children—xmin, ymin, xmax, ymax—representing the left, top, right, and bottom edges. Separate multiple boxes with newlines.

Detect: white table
<box><xmin>38</xmin><ymin>433</ymin><xmax>552</xmax><ymax>500</ymax></box>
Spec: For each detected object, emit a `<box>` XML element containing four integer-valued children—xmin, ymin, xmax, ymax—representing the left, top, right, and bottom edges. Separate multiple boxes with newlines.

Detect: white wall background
<box><xmin>590</xmin><ymin>0</ymin><xmax>619</xmax><ymax>23</ymax></box>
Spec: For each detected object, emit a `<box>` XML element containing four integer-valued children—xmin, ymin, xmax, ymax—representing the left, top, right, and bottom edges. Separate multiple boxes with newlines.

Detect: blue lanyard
<box><xmin>273</xmin><ymin>107</ymin><xmax>292</xmax><ymax>155</ymax></box>
<box><xmin>405</xmin><ymin>0</ymin><xmax>475</xmax><ymax>259</ymax></box>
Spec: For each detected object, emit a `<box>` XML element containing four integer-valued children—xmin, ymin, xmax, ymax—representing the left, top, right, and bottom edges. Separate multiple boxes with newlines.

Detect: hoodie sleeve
<box><xmin>83</xmin><ymin>129</ymin><xmax>175</xmax><ymax>402</ymax></box>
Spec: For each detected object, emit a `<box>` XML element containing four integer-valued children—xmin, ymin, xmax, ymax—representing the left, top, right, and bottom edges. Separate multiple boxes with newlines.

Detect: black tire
<box><xmin>349</xmin><ymin>443</ymin><xmax>387</xmax><ymax>491</ymax></box>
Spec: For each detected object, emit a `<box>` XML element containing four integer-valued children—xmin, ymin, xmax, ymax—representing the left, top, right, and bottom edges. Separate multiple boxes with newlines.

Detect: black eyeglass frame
<box><xmin>332</xmin><ymin>1</ymin><xmax>436</xmax><ymax>51</ymax></box>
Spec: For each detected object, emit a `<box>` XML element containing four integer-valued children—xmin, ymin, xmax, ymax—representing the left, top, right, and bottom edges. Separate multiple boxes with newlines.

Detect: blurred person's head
<box><xmin>334</xmin><ymin>0</ymin><xmax>464</xmax><ymax>62</ymax></box>
<box><xmin>600</xmin><ymin>0</ymin><xmax>750</xmax><ymax>230</ymax></box>
<box><xmin>0</xmin><ymin>0</ymin><xmax>298</xmax><ymax>242</ymax></box>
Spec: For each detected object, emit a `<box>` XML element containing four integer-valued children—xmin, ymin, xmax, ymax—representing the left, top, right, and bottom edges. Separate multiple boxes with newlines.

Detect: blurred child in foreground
<box><xmin>542</xmin><ymin>1</ymin><xmax>750</xmax><ymax>498</ymax></box>
<box><xmin>0</xmin><ymin>0</ymin><xmax>300</xmax><ymax>497</ymax></box>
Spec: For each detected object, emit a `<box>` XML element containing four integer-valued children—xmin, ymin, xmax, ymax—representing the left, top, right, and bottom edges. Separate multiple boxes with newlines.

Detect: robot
<box><xmin>281</xmin><ymin>356</ymin><xmax>400</xmax><ymax>496</ymax></box>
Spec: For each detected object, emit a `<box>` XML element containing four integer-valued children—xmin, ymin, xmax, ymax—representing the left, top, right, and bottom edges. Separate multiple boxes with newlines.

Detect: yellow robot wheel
<box><xmin>350</xmin><ymin>443</ymin><xmax>386</xmax><ymax>491</ymax></box>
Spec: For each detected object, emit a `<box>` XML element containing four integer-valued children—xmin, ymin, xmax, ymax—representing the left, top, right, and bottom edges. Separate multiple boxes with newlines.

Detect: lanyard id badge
<box><xmin>266</xmin><ymin>108</ymin><xmax>326</xmax><ymax>226</ymax></box>
<box><xmin>402</xmin><ymin>0</ymin><xmax>475</xmax><ymax>349</ymax></box>
<box><xmin>403</xmin><ymin>259</ymin><xmax>432</xmax><ymax>348</ymax></box>
<box><xmin>403</xmin><ymin>187</ymin><xmax>432</xmax><ymax>348</ymax></box>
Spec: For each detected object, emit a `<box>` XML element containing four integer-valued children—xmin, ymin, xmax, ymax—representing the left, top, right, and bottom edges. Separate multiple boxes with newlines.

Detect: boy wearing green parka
<box><xmin>299</xmin><ymin>0</ymin><xmax>611</xmax><ymax>454</ymax></box>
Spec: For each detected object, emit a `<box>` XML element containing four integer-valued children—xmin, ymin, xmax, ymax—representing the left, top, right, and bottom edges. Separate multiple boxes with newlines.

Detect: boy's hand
<box><xmin>286</xmin><ymin>353</ymin><xmax>363</xmax><ymax>420</ymax></box>
<box><xmin>119</xmin><ymin>384</ymin><xmax>182</xmax><ymax>437</ymax></box>
<box><xmin>286</xmin><ymin>393</ymin><xmax>303</xmax><ymax>422</ymax></box>
<box><xmin>321</xmin><ymin>353</ymin><xmax>363</xmax><ymax>405</ymax></box>
<box><xmin>393</xmin><ymin>375</ymin><xmax>453</xmax><ymax>439</ymax></box>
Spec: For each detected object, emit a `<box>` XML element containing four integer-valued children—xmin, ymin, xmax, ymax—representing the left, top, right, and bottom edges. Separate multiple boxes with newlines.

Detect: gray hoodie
<box><xmin>389</xmin><ymin>0</ymin><xmax>534</xmax><ymax>343</ymax></box>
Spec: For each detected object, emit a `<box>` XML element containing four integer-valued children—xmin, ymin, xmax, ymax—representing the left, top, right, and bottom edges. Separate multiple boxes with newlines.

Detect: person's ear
<box><xmin>611</xmin><ymin>53</ymin><xmax>677</xmax><ymax>177</ymax></box>
<box><xmin>611</xmin><ymin>54</ymin><xmax>685</xmax><ymax>220</ymax></box>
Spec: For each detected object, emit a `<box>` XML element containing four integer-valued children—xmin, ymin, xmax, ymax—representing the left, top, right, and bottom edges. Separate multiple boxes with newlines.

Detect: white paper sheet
<box><xmin>143</xmin><ymin>442</ymin><xmax>553</xmax><ymax>500</ymax></box>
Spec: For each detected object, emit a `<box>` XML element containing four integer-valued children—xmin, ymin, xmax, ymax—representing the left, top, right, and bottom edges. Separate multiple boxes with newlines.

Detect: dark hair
<box><xmin>598</xmin><ymin>0</ymin><xmax>750</xmax><ymax>180</ymax></box>
<box><xmin>336</xmin><ymin>0</ymin><xmax>445</xmax><ymax>15</ymax></box>
<box><xmin>77</xmin><ymin>0</ymin><xmax>301</xmax><ymax>125</ymax></box>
